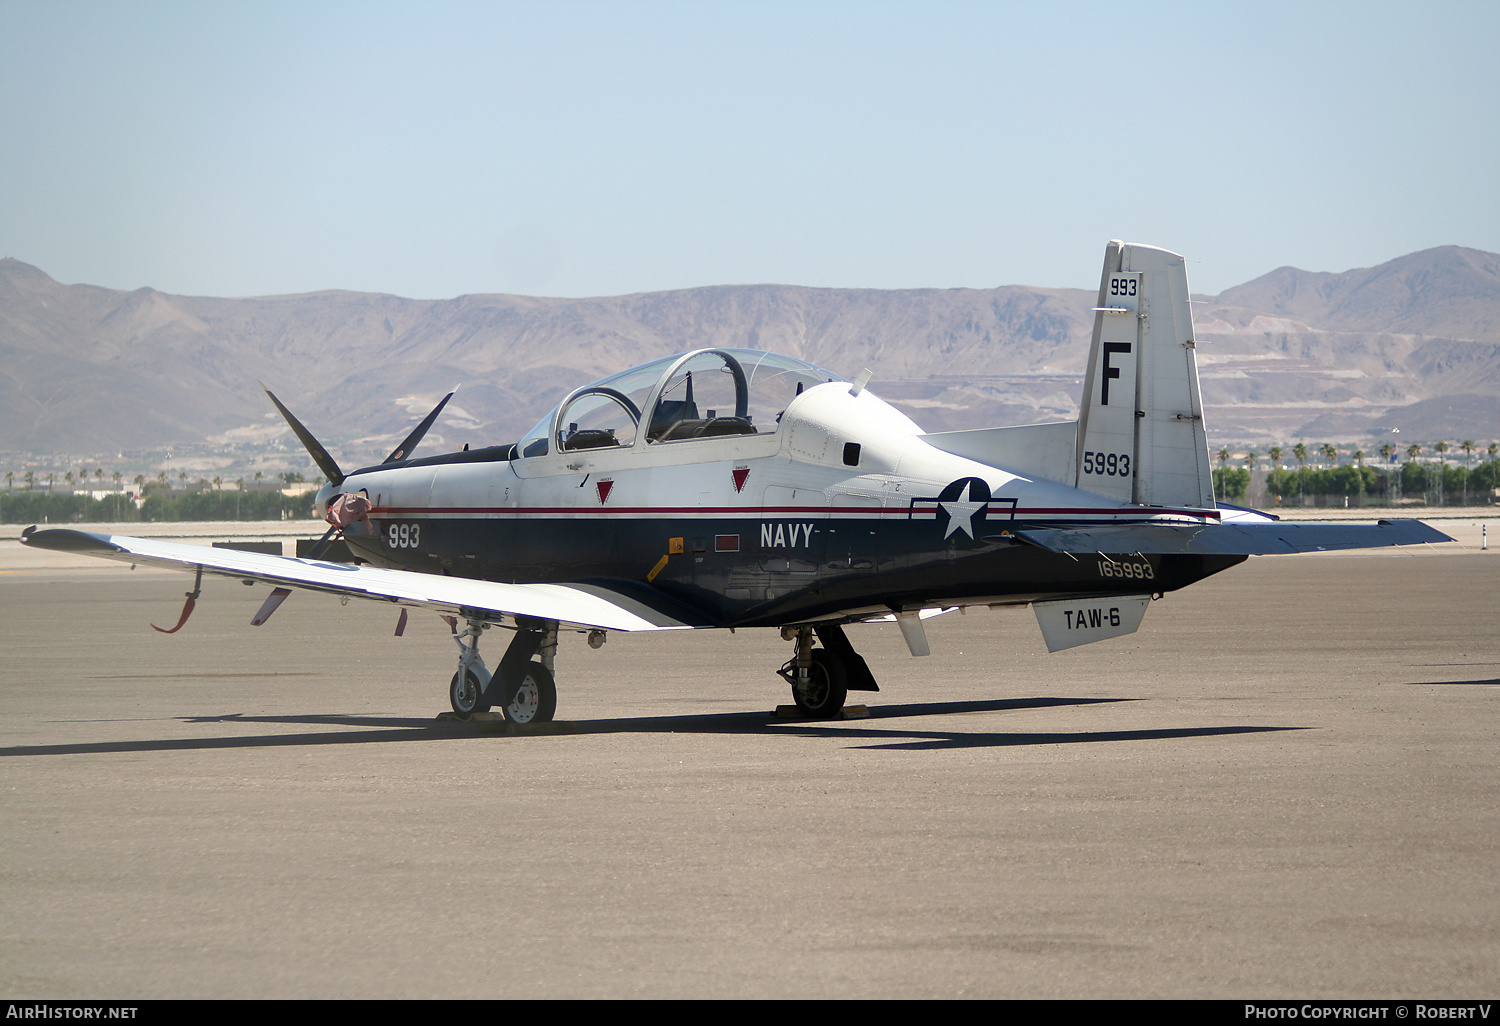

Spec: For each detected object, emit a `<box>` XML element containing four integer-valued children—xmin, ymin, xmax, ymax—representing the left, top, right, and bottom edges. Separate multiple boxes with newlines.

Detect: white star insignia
<box><xmin>939</xmin><ymin>482</ymin><xmax>985</xmax><ymax>539</ymax></box>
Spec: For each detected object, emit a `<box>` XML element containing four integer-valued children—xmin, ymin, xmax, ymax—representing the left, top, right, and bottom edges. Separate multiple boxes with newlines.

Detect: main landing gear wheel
<box><xmin>450</xmin><ymin>668</ymin><xmax>490</xmax><ymax>716</ymax></box>
<box><xmin>501</xmin><ymin>660</ymin><xmax>557</xmax><ymax>725</ymax></box>
<box><xmin>791</xmin><ymin>648</ymin><xmax>848</xmax><ymax>719</ymax></box>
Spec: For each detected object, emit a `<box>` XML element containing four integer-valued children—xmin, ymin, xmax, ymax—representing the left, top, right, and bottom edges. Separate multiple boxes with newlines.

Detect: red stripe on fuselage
<box><xmin>368</xmin><ymin>504</ymin><xmax>1222</xmax><ymax>520</ymax></box>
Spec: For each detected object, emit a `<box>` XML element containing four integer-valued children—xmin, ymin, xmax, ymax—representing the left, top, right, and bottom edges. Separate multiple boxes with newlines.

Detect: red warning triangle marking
<box><xmin>732</xmin><ymin>467</ymin><xmax>750</xmax><ymax>493</ymax></box>
<box><xmin>596</xmin><ymin>479</ymin><xmax>614</xmax><ymax>504</ymax></box>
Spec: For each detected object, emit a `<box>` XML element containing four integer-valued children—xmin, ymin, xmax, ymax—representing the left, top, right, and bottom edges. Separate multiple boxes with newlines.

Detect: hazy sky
<box><xmin>2</xmin><ymin>0</ymin><xmax>1496</xmax><ymax>299</ymax></box>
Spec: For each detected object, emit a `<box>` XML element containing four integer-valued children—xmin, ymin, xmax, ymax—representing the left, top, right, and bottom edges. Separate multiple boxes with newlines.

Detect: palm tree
<box><xmin>1434</xmin><ymin>442</ymin><xmax>1449</xmax><ymax>505</ymax></box>
<box><xmin>1378</xmin><ymin>444</ymin><xmax>1396</xmax><ymax>501</ymax></box>
<box><xmin>1404</xmin><ymin>443</ymin><xmax>1423</xmax><ymax>502</ymax></box>
<box><xmin>1320</xmin><ymin>443</ymin><xmax>1338</xmax><ymax>468</ymax></box>
<box><xmin>1293</xmin><ymin>443</ymin><xmax>1308</xmax><ymax>502</ymax></box>
<box><xmin>24</xmin><ymin>471</ymin><xmax>35</xmax><ymax>491</ymax></box>
<box><xmin>1264</xmin><ymin>445</ymin><xmax>1284</xmax><ymax>504</ymax></box>
<box><xmin>1460</xmin><ymin>440</ymin><xmax>1476</xmax><ymax>504</ymax></box>
<box><xmin>4</xmin><ymin>472</ymin><xmax>11</xmax><ymax>492</ymax></box>
<box><xmin>1347</xmin><ymin>449</ymin><xmax>1368</xmax><ymax>507</ymax></box>
<box><xmin>1215</xmin><ymin>448</ymin><xmax>1230</xmax><ymax>500</ymax></box>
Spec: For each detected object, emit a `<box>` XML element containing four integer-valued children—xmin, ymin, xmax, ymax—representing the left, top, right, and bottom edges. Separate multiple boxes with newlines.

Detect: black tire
<box><xmin>450</xmin><ymin>668</ymin><xmax>490</xmax><ymax>716</ymax></box>
<box><xmin>791</xmin><ymin>648</ymin><xmax>847</xmax><ymax>718</ymax></box>
<box><xmin>501</xmin><ymin>660</ymin><xmax>557</xmax><ymax>725</ymax></box>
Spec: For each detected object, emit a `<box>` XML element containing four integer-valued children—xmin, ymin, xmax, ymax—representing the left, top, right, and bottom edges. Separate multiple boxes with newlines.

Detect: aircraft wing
<box><xmin>20</xmin><ymin>528</ymin><xmax>708</xmax><ymax>632</ymax></box>
<box><xmin>1013</xmin><ymin>518</ymin><xmax>1452</xmax><ymax>556</ymax></box>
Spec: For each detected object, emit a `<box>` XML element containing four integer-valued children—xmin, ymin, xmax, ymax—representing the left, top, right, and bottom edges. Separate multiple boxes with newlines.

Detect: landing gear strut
<box><xmin>449</xmin><ymin>616</ymin><xmax>558</xmax><ymax>723</ymax></box>
<box><xmin>779</xmin><ymin>626</ymin><xmax>848</xmax><ymax>718</ymax></box>
<box><xmin>450</xmin><ymin>619</ymin><xmax>492</xmax><ymax>716</ymax></box>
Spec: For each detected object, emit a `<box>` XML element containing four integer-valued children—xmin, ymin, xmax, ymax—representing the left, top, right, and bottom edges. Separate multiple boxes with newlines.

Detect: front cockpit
<box><xmin>517</xmin><ymin>348</ymin><xmax>845</xmax><ymax>458</ymax></box>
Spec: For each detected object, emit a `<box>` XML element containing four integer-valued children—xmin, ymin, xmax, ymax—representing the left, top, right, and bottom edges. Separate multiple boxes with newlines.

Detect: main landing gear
<box><xmin>449</xmin><ymin>616</ymin><xmax>559</xmax><ymax>724</ymax></box>
<box><xmin>778</xmin><ymin>623</ymin><xmax>878</xmax><ymax>718</ymax></box>
<box><xmin>448</xmin><ymin>616</ymin><xmax>877</xmax><ymax>723</ymax></box>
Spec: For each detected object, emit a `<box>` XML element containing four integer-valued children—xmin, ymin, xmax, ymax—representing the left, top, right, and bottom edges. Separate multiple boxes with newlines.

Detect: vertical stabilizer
<box><xmin>1074</xmin><ymin>242</ymin><xmax>1214</xmax><ymax>509</ymax></box>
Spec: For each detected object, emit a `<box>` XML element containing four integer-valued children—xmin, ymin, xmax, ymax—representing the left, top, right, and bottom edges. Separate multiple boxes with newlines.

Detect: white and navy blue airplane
<box><xmin>22</xmin><ymin>242</ymin><xmax>1449</xmax><ymax>722</ymax></box>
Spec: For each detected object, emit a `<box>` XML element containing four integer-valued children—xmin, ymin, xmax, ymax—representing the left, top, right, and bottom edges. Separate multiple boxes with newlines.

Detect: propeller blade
<box><xmin>385</xmin><ymin>388</ymin><xmax>457</xmax><ymax>463</ymax></box>
<box><xmin>261</xmin><ymin>383</ymin><xmax>344</xmax><ymax>486</ymax></box>
<box><xmin>303</xmin><ymin>525</ymin><xmax>340</xmax><ymax>560</ymax></box>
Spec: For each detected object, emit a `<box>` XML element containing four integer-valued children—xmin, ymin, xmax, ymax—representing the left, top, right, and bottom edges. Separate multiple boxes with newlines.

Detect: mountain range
<box><xmin>2</xmin><ymin>245</ymin><xmax>1497</xmax><ymax>476</ymax></box>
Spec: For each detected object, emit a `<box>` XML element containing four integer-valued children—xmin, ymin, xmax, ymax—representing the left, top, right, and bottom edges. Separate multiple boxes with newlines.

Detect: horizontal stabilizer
<box><xmin>921</xmin><ymin>421</ymin><xmax>1078</xmax><ymax>483</ymax></box>
<box><xmin>1014</xmin><ymin>519</ymin><xmax>1451</xmax><ymax>557</ymax></box>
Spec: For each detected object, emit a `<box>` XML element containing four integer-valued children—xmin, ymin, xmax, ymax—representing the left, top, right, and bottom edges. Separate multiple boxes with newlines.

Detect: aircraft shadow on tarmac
<box><xmin>0</xmin><ymin>696</ymin><xmax>1305</xmax><ymax>757</ymax></box>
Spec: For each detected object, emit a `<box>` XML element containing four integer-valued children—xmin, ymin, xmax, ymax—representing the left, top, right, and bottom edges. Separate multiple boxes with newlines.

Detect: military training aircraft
<box><xmin>21</xmin><ymin>241</ymin><xmax>1451</xmax><ymax>722</ymax></box>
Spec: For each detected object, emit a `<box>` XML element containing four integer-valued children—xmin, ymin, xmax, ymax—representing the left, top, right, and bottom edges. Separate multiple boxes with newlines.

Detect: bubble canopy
<box><xmin>518</xmin><ymin>349</ymin><xmax>846</xmax><ymax>457</ymax></box>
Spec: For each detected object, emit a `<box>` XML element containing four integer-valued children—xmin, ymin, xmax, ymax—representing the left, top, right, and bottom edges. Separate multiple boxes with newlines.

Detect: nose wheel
<box><xmin>450</xmin><ymin>667</ymin><xmax>490</xmax><ymax>716</ymax></box>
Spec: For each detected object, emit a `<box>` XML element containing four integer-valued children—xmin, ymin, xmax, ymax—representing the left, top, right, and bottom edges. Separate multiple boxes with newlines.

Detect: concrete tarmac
<box><xmin>1</xmin><ymin>537</ymin><xmax>1496</xmax><ymax>998</ymax></box>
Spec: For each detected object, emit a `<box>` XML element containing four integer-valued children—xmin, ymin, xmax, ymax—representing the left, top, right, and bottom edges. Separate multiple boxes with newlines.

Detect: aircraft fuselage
<box><xmin>329</xmin><ymin>379</ymin><xmax>1241</xmax><ymax>629</ymax></box>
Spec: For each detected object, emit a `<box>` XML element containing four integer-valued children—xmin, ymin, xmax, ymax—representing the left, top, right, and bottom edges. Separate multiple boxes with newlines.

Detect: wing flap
<box><xmin>19</xmin><ymin>528</ymin><xmax>699</xmax><ymax>632</ymax></box>
<box><xmin>1014</xmin><ymin>519</ymin><xmax>1452</xmax><ymax>556</ymax></box>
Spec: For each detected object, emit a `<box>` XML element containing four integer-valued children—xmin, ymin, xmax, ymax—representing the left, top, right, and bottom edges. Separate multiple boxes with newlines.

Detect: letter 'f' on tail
<box><xmin>1074</xmin><ymin>241</ymin><xmax>1214</xmax><ymax>510</ymax></box>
